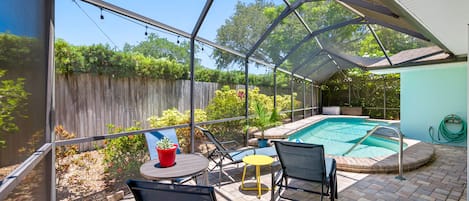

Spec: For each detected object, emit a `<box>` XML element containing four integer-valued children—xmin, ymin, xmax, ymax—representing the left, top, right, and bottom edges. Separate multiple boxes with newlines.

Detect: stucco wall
<box><xmin>401</xmin><ymin>62</ymin><xmax>467</xmax><ymax>146</ymax></box>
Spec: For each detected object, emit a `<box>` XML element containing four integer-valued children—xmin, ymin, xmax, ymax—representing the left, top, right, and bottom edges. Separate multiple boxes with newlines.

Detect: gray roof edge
<box><xmin>366</xmin><ymin>55</ymin><xmax>466</xmax><ymax>71</ymax></box>
<box><xmin>385</xmin><ymin>0</ymin><xmax>452</xmax><ymax>54</ymax></box>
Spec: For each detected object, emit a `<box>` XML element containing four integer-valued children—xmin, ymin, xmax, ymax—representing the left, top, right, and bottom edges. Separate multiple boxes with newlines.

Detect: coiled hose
<box><xmin>429</xmin><ymin>114</ymin><xmax>467</xmax><ymax>143</ymax></box>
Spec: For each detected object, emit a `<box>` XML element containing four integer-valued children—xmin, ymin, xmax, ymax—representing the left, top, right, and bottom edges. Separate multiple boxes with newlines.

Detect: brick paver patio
<box><xmin>209</xmin><ymin>144</ymin><xmax>466</xmax><ymax>201</ymax></box>
<box><xmin>121</xmin><ymin>144</ymin><xmax>465</xmax><ymax>201</ymax></box>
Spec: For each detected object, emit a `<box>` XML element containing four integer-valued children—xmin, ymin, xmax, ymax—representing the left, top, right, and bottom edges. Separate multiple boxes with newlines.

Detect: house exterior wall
<box><xmin>401</xmin><ymin>62</ymin><xmax>467</xmax><ymax>146</ymax></box>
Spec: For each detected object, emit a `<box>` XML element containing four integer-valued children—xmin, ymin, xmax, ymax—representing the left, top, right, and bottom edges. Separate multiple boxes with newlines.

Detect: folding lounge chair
<box><xmin>126</xmin><ymin>179</ymin><xmax>217</xmax><ymax>201</ymax></box>
<box><xmin>196</xmin><ymin>126</ymin><xmax>277</xmax><ymax>185</ymax></box>
<box><xmin>271</xmin><ymin>141</ymin><xmax>337</xmax><ymax>201</ymax></box>
<box><xmin>144</xmin><ymin>129</ymin><xmax>193</xmax><ymax>184</ymax></box>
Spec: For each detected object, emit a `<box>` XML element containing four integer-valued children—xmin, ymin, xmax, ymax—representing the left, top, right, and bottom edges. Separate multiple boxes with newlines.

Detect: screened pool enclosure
<box><xmin>0</xmin><ymin>0</ymin><xmax>462</xmax><ymax>200</ymax></box>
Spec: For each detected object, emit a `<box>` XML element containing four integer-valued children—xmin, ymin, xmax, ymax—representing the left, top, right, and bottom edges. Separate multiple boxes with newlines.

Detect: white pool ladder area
<box><xmin>342</xmin><ymin>125</ymin><xmax>405</xmax><ymax>180</ymax></box>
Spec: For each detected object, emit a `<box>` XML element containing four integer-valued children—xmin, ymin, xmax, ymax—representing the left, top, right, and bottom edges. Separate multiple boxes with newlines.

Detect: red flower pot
<box><xmin>156</xmin><ymin>144</ymin><xmax>177</xmax><ymax>168</ymax></box>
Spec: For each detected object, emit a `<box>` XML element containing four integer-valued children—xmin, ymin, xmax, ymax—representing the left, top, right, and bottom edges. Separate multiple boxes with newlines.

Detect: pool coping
<box><xmin>254</xmin><ymin>115</ymin><xmax>435</xmax><ymax>173</ymax></box>
<box><xmin>330</xmin><ymin>138</ymin><xmax>434</xmax><ymax>173</ymax></box>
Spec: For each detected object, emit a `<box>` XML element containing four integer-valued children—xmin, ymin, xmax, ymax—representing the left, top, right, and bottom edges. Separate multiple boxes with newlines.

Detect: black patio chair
<box><xmin>126</xmin><ymin>179</ymin><xmax>217</xmax><ymax>201</ymax></box>
<box><xmin>271</xmin><ymin>141</ymin><xmax>337</xmax><ymax>201</ymax></box>
<box><xmin>196</xmin><ymin>126</ymin><xmax>277</xmax><ymax>185</ymax></box>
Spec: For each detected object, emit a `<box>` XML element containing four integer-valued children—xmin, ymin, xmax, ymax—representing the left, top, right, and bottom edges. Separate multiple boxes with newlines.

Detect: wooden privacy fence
<box><xmin>56</xmin><ymin>74</ymin><xmax>226</xmax><ymax>150</ymax></box>
<box><xmin>55</xmin><ymin>74</ymin><xmax>314</xmax><ymax>150</ymax></box>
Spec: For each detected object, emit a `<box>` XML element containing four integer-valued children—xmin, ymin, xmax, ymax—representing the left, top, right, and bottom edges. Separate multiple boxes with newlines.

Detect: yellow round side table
<box><xmin>241</xmin><ymin>155</ymin><xmax>274</xmax><ymax>199</ymax></box>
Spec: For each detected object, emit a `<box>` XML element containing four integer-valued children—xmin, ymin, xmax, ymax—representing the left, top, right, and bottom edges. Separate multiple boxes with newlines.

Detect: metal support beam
<box><xmin>339</xmin><ymin>0</ymin><xmax>399</xmax><ymax>18</ymax></box>
<box><xmin>311</xmin><ymin>84</ymin><xmax>315</xmax><ymax>114</ymax></box>
<box><xmin>367</xmin><ymin>23</ymin><xmax>392</xmax><ymax>65</ymax></box>
<box><xmin>244</xmin><ymin>58</ymin><xmax>249</xmax><ymax>146</ymax></box>
<box><xmin>319</xmin><ymin>88</ymin><xmax>323</xmax><ymax>114</ymax></box>
<box><xmin>192</xmin><ymin>1</ymin><xmax>213</xmax><ymax>37</ymax></box>
<box><xmin>365</xmin><ymin>17</ymin><xmax>430</xmax><ymax>41</ymax></box>
<box><xmin>273</xmin><ymin>67</ymin><xmax>277</xmax><ymax>110</ymax></box>
<box><xmin>383</xmin><ymin>75</ymin><xmax>386</xmax><ymax>119</ymax></box>
<box><xmin>278</xmin><ymin>66</ymin><xmax>312</xmax><ymax>82</ymax></box>
<box><xmin>290</xmin><ymin>74</ymin><xmax>294</xmax><ymax>122</ymax></box>
<box><xmin>189</xmin><ymin>0</ymin><xmax>213</xmax><ymax>153</ymax></box>
<box><xmin>246</xmin><ymin>0</ymin><xmax>308</xmax><ymax>58</ymax></box>
<box><xmin>283</xmin><ymin>0</ymin><xmax>345</xmax><ymax>72</ymax></box>
<box><xmin>348</xmin><ymin>81</ymin><xmax>351</xmax><ymax>105</ymax></box>
<box><xmin>276</xmin><ymin>17</ymin><xmax>364</xmax><ymax>66</ymax></box>
<box><xmin>304</xmin><ymin>83</ymin><xmax>307</xmax><ymax>117</ymax></box>
<box><xmin>0</xmin><ymin>144</ymin><xmax>52</xmax><ymax>201</ymax></box>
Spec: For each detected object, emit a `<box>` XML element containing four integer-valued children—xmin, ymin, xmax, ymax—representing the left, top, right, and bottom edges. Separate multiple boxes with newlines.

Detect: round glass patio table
<box><xmin>241</xmin><ymin>155</ymin><xmax>274</xmax><ymax>198</ymax></box>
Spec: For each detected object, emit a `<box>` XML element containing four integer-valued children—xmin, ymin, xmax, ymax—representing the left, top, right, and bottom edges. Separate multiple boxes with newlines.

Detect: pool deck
<box><xmin>208</xmin><ymin>144</ymin><xmax>466</xmax><ymax>201</ymax></box>
<box><xmin>252</xmin><ymin>115</ymin><xmax>435</xmax><ymax>173</ymax></box>
<box><xmin>252</xmin><ymin>115</ymin><xmax>334</xmax><ymax>139</ymax></box>
<box><xmin>122</xmin><ymin>144</ymin><xmax>466</xmax><ymax>201</ymax></box>
<box><xmin>252</xmin><ymin>115</ymin><xmax>394</xmax><ymax>139</ymax></box>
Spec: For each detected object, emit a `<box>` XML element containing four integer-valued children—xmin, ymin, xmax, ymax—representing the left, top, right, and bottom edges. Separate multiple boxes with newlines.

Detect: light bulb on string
<box><xmin>100</xmin><ymin>8</ymin><xmax>104</xmax><ymax>20</ymax></box>
<box><xmin>177</xmin><ymin>36</ymin><xmax>180</xmax><ymax>44</ymax></box>
<box><xmin>145</xmin><ymin>26</ymin><xmax>148</xmax><ymax>36</ymax></box>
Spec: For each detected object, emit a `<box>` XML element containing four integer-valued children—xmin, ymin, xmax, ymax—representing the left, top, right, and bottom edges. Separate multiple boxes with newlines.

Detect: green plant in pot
<box><xmin>251</xmin><ymin>101</ymin><xmax>282</xmax><ymax>148</ymax></box>
<box><xmin>156</xmin><ymin>137</ymin><xmax>177</xmax><ymax>167</ymax></box>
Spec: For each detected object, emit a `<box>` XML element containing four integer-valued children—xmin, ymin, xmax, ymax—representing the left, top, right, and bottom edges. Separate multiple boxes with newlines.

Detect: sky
<box><xmin>55</xmin><ymin>0</ymin><xmax>279</xmax><ymax>73</ymax></box>
<box><xmin>0</xmin><ymin>1</ymin><xmax>43</xmax><ymax>37</ymax></box>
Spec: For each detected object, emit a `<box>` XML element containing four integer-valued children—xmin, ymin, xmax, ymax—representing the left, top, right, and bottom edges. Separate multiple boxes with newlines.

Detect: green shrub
<box><xmin>147</xmin><ymin>108</ymin><xmax>207</xmax><ymax>153</ymax></box>
<box><xmin>133</xmin><ymin>54</ymin><xmax>186</xmax><ymax>80</ymax></box>
<box><xmin>55</xmin><ymin>39</ymin><xmax>85</xmax><ymax>74</ymax></box>
<box><xmin>54</xmin><ymin>39</ymin><xmax>292</xmax><ymax>87</ymax></box>
<box><xmin>101</xmin><ymin>122</ymin><xmax>146</xmax><ymax>182</ymax></box>
<box><xmin>204</xmin><ymin>86</ymin><xmax>294</xmax><ymax>140</ymax></box>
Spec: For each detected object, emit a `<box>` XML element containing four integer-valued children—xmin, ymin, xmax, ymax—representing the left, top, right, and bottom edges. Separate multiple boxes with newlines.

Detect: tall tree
<box><xmin>212</xmin><ymin>0</ymin><xmax>274</xmax><ymax>68</ymax></box>
<box><xmin>212</xmin><ymin>1</ymin><xmax>356</xmax><ymax>70</ymax></box>
<box><xmin>358</xmin><ymin>25</ymin><xmax>432</xmax><ymax>57</ymax></box>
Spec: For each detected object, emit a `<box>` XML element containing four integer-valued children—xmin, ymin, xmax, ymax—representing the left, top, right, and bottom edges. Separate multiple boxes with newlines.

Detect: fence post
<box><xmin>190</xmin><ymin>0</ymin><xmax>213</xmax><ymax>152</ymax></box>
<box><xmin>244</xmin><ymin>58</ymin><xmax>249</xmax><ymax>146</ymax></box>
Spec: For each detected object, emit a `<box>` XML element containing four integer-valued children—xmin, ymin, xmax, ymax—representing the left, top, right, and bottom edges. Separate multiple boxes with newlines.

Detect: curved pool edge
<box><xmin>330</xmin><ymin>138</ymin><xmax>435</xmax><ymax>173</ymax></box>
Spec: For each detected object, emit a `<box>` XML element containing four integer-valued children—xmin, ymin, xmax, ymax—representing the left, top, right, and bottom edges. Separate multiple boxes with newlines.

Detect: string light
<box><xmin>74</xmin><ymin>1</ymin><xmax>117</xmax><ymax>48</ymax></box>
<box><xmin>177</xmin><ymin>36</ymin><xmax>180</xmax><ymax>44</ymax></box>
<box><xmin>100</xmin><ymin>8</ymin><xmax>104</xmax><ymax>20</ymax></box>
<box><xmin>145</xmin><ymin>26</ymin><xmax>148</xmax><ymax>36</ymax></box>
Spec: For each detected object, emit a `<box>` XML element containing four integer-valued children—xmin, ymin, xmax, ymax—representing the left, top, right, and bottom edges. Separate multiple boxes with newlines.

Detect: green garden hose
<box><xmin>429</xmin><ymin>114</ymin><xmax>467</xmax><ymax>143</ymax></box>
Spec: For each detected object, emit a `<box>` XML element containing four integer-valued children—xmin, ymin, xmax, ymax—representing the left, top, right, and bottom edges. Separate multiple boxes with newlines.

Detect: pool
<box><xmin>288</xmin><ymin>117</ymin><xmax>407</xmax><ymax>158</ymax></box>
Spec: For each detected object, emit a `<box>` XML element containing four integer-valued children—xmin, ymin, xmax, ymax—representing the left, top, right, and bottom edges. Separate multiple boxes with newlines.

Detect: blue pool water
<box><xmin>288</xmin><ymin>118</ymin><xmax>406</xmax><ymax>158</ymax></box>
